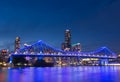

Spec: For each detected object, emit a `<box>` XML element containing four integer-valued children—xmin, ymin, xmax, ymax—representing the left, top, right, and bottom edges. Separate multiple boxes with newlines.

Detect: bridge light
<box><xmin>14</xmin><ymin>52</ymin><xmax>18</xmax><ymax>54</ymax></box>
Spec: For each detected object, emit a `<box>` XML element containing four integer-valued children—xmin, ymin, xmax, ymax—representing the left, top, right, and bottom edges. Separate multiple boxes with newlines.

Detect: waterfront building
<box><xmin>0</xmin><ymin>49</ymin><xmax>9</xmax><ymax>64</ymax></box>
<box><xmin>14</xmin><ymin>37</ymin><xmax>20</xmax><ymax>52</ymax></box>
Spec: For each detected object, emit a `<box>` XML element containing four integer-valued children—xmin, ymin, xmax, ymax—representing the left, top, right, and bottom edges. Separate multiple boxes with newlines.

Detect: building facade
<box><xmin>61</xmin><ymin>29</ymin><xmax>72</xmax><ymax>51</ymax></box>
<box><xmin>14</xmin><ymin>37</ymin><xmax>20</xmax><ymax>52</ymax></box>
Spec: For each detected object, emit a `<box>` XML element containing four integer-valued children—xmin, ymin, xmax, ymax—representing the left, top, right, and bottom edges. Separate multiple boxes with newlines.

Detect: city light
<box><xmin>0</xmin><ymin>29</ymin><xmax>118</xmax><ymax>68</ymax></box>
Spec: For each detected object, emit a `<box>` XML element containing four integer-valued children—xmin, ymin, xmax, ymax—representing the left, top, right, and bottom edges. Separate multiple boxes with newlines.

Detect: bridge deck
<box><xmin>11</xmin><ymin>54</ymin><xmax>116</xmax><ymax>59</ymax></box>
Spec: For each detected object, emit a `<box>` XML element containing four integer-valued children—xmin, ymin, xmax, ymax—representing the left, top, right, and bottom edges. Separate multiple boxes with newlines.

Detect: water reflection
<box><xmin>0</xmin><ymin>66</ymin><xmax>120</xmax><ymax>82</ymax></box>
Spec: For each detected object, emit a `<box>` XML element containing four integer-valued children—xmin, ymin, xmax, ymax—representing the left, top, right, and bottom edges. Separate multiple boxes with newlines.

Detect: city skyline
<box><xmin>0</xmin><ymin>0</ymin><xmax>120</xmax><ymax>54</ymax></box>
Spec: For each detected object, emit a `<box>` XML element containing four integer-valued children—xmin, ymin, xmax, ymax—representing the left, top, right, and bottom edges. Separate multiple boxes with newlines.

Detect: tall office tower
<box><xmin>14</xmin><ymin>37</ymin><xmax>20</xmax><ymax>52</ymax></box>
<box><xmin>65</xmin><ymin>29</ymin><xmax>71</xmax><ymax>50</ymax></box>
<box><xmin>61</xmin><ymin>29</ymin><xmax>72</xmax><ymax>51</ymax></box>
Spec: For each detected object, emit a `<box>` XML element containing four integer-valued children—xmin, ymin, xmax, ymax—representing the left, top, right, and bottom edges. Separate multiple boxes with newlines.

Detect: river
<box><xmin>0</xmin><ymin>66</ymin><xmax>120</xmax><ymax>82</ymax></box>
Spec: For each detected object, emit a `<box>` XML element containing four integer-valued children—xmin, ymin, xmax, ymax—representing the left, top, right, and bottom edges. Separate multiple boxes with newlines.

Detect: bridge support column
<box><xmin>53</xmin><ymin>57</ymin><xmax>57</xmax><ymax>66</ymax></box>
<box><xmin>99</xmin><ymin>59</ymin><xmax>109</xmax><ymax>66</ymax></box>
<box><xmin>9</xmin><ymin>56</ymin><xmax>13</xmax><ymax>64</ymax></box>
<box><xmin>77</xmin><ymin>57</ymin><xmax>81</xmax><ymax>66</ymax></box>
<box><xmin>67</xmin><ymin>57</ymin><xmax>71</xmax><ymax>66</ymax></box>
<box><xmin>9</xmin><ymin>56</ymin><xmax>14</xmax><ymax>67</ymax></box>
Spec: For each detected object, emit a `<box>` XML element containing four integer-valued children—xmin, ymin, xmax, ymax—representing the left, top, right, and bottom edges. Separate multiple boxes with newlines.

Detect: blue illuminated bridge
<box><xmin>12</xmin><ymin>40</ymin><xmax>117</xmax><ymax>59</ymax></box>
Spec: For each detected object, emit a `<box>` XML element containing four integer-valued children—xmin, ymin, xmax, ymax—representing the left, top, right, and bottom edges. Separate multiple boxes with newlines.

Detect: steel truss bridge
<box><xmin>11</xmin><ymin>40</ymin><xmax>117</xmax><ymax>59</ymax></box>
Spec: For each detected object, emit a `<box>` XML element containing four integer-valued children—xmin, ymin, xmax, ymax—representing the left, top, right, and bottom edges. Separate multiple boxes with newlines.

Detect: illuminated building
<box><xmin>1</xmin><ymin>49</ymin><xmax>8</xmax><ymax>55</ymax></box>
<box><xmin>65</xmin><ymin>29</ymin><xmax>71</xmax><ymax>49</ymax></box>
<box><xmin>0</xmin><ymin>49</ymin><xmax>9</xmax><ymax>63</ymax></box>
<box><xmin>61</xmin><ymin>29</ymin><xmax>72</xmax><ymax>51</ymax></box>
<box><xmin>14</xmin><ymin>37</ymin><xmax>20</xmax><ymax>52</ymax></box>
<box><xmin>24</xmin><ymin>43</ymin><xmax>31</xmax><ymax>47</ymax></box>
<box><xmin>71</xmin><ymin>43</ymin><xmax>81</xmax><ymax>52</ymax></box>
<box><xmin>24</xmin><ymin>43</ymin><xmax>33</xmax><ymax>53</ymax></box>
<box><xmin>116</xmin><ymin>54</ymin><xmax>120</xmax><ymax>63</ymax></box>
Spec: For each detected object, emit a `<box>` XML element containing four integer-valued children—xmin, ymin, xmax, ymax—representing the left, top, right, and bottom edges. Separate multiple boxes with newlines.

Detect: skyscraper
<box><xmin>14</xmin><ymin>37</ymin><xmax>20</xmax><ymax>52</ymax></box>
<box><xmin>61</xmin><ymin>29</ymin><xmax>72</xmax><ymax>51</ymax></box>
<box><xmin>65</xmin><ymin>29</ymin><xmax>71</xmax><ymax>48</ymax></box>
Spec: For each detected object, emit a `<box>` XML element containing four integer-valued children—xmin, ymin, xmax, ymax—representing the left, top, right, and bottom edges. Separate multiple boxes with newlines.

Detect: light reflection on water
<box><xmin>0</xmin><ymin>66</ymin><xmax>120</xmax><ymax>82</ymax></box>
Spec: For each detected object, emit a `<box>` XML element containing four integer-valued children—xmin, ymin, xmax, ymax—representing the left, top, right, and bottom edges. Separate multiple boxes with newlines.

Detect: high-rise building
<box><xmin>14</xmin><ymin>37</ymin><xmax>20</xmax><ymax>52</ymax></box>
<box><xmin>71</xmin><ymin>43</ymin><xmax>81</xmax><ymax>52</ymax></box>
<box><xmin>65</xmin><ymin>29</ymin><xmax>71</xmax><ymax>48</ymax></box>
<box><xmin>61</xmin><ymin>29</ymin><xmax>72</xmax><ymax>51</ymax></box>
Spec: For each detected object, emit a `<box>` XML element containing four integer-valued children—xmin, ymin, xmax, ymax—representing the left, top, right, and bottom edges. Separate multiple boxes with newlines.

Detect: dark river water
<box><xmin>0</xmin><ymin>66</ymin><xmax>120</xmax><ymax>82</ymax></box>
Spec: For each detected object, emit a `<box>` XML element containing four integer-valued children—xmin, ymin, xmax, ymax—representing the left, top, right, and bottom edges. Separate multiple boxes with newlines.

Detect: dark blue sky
<box><xmin>0</xmin><ymin>0</ymin><xmax>120</xmax><ymax>53</ymax></box>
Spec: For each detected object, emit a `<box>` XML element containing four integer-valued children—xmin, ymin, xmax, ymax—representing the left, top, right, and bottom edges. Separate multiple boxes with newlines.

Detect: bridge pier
<box><xmin>77</xmin><ymin>57</ymin><xmax>81</xmax><ymax>65</ymax></box>
<box><xmin>9</xmin><ymin>56</ymin><xmax>14</xmax><ymax>67</ymax></box>
<box><xmin>9</xmin><ymin>56</ymin><xmax>13</xmax><ymax>64</ymax></box>
<box><xmin>99</xmin><ymin>59</ymin><xmax>109</xmax><ymax>66</ymax></box>
<box><xmin>53</xmin><ymin>57</ymin><xmax>60</xmax><ymax>66</ymax></box>
<box><xmin>67</xmin><ymin>57</ymin><xmax>71</xmax><ymax>66</ymax></box>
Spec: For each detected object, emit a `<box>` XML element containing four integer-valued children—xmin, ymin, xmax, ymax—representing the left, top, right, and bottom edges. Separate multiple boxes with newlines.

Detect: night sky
<box><xmin>0</xmin><ymin>0</ymin><xmax>120</xmax><ymax>54</ymax></box>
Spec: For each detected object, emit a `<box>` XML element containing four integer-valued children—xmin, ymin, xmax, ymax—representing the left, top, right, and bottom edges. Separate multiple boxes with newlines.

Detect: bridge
<box><xmin>10</xmin><ymin>40</ymin><xmax>117</xmax><ymax>66</ymax></box>
<box><xmin>12</xmin><ymin>40</ymin><xmax>116</xmax><ymax>58</ymax></box>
